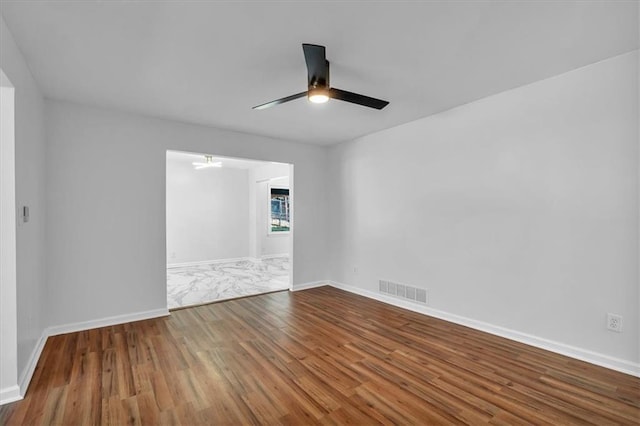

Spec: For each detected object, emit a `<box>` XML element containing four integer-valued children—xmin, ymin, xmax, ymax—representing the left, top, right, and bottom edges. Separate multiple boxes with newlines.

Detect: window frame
<box><xmin>268</xmin><ymin>183</ymin><xmax>291</xmax><ymax>235</ymax></box>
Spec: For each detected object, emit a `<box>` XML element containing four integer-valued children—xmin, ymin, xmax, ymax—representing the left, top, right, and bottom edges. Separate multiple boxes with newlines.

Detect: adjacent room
<box><xmin>1</xmin><ymin>1</ymin><xmax>638</xmax><ymax>424</ymax></box>
<box><xmin>166</xmin><ymin>150</ymin><xmax>292</xmax><ymax>308</ymax></box>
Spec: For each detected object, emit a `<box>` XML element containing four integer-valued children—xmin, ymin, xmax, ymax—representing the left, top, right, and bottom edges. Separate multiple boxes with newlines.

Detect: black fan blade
<box><xmin>302</xmin><ymin>44</ymin><xmax>328</xmax><ymax>86</ymax></box>
<box><xmin>329</xmin><ymin>88</ymin><xmax>389</xmax><ymax>110</ymax></box>
<box><xmin>252</xmin><ymin>91</ymin><xmax>307</xmax><ymax>110</ymax></box>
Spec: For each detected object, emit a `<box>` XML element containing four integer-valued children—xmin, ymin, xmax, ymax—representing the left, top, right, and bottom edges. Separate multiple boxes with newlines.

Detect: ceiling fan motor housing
<box><xmin>309</xmin><ymin>86</ymin><xmax>329</xmax><ymax>98</ymax></box>
<box><xmin>308</xmin><ymin>60</ymin><xmax>330</xmax><ymax>89</ymax></box>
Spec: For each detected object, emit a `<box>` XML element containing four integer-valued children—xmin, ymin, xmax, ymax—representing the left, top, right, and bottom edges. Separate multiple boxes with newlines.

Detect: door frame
<box><xmin>0</xmin><ymin>68</ymin><xmax>20</xmax><ymax>404</ymax></box>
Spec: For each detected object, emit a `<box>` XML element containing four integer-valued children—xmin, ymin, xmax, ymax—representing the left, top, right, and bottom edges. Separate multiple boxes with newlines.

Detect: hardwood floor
<box><xmin>1</xmin><ymin>286</ymin><xmax>639</xmax><ymax>425</ymax></box>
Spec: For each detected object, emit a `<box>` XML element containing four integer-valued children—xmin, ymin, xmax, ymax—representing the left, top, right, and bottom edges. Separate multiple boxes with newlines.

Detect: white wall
<box><xmin>45</xmin><ymin>99</ymin><xmax>328</xmax><ymax>327</ymax></box>
<box><xmin>0</xmin><ymin>16</ymin><xmax>47</xmax><ymax>398</ymax></box>
<box><xmin>328</xmin><ymin>51</ymin><xmax>639</xmax><ymax>367</ymax></box>
<box><xmin>166</xmin><ymin>155</ymin><xmax>250</xmax><ymax>264</ymax></box>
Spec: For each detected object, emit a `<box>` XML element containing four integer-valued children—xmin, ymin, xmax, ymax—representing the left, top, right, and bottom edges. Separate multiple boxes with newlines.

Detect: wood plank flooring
<box><xmin>1</xmin><ymin>286</ymin><xmax>639</xmax><ymax>425</ymax></box>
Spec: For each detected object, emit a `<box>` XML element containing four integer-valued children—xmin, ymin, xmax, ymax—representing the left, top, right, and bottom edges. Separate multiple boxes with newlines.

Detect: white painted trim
<box><xmin>0</xmin><ymin>385</ymin><xmax>21</xmax><ymax>405</ymax></box>
<box><xmin>167</xmin><ymin>257</ymin><xmax>251</xmax><ymax>269</ymax></box>
<box><xmin>0</xmin><ymin>70</ymin><xmax>18</xmax><ymax>405</ymax></box>
<box><xmin>256</xmin><ymin>175</ymin><xmax>289</xmax><ymax>183</ymax></box>
<box><xmin>47</xmin><ymin>308</ymin><xmax>170</xmax><ymax>337</ymax></box>
<box><xmin>291</xmin><ymin>281</ymin><xmax>329</xmax><ymax>292</ymax></box>
<box><xmin>287</xmin><ymin>164</ymin><xmax>294</xmax><ymax>291</ymax></box>
<box><xmin>261</xmin><ymin>253</ymin><xmax>289</xmax><ymax>260</ymax></box>
<box><xmin>267</xmin><ymin>232</ymin><xmax>290</xmax><ymax>237</ymax></box>
<box><xmin>18</xmin><ymin>331</ymin><xmax>47</xmax><ymax>397</ymax></box>
<box><xmin>328</xmin><ymin>281</ymin><xmax>640</xmax><ymax>378</ymax></box>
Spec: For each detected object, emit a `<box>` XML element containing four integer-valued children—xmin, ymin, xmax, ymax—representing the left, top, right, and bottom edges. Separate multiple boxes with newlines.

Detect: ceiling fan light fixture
<box><xmin>252</xmin><ymin>44</ymin><xmax>388</xmax><ymax>110</ymax></box>
<box><xmin>192</xmin><ymin>155</ymin><xmax>222</xmax><ymax>170</ymax></box>
<box><xmin>308</xmin><ymin>87</ymin><xmax>329</xmax><ymax>104</ymax></box>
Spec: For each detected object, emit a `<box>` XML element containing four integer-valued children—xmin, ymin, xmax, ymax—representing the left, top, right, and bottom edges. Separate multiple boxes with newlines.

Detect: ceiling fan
<box><xmin>253</xmin><ymin>44</ymin><xmax>389</xmax><ymax>111</ymax></box>
<box><xmin>192</xmin><ymin>155</ymin><xmax>222</xmax><ymax>170</ymax></box>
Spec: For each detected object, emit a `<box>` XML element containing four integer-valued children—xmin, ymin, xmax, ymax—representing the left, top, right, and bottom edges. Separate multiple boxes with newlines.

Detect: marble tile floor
<box><xmin>167</xmin><ymin>256</ymin><xmax>290</xmax><ymax>309</ymax></box>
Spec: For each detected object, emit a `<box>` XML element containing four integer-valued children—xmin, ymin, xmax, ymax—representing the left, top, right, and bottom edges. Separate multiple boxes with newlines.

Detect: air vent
<box><xmin>388</xmin><ymin>281</ymin><xmax>397</xmax><ymax>295</ymax></box>
<box><xmin>379</xmin><ymin>280</ymin><xmax>427</xmax><ymax>305</ymax></box>
<box><xmin>406</xmin><ymin>286</ymin><xmax>416</xmax><ymax>301</ymax></box>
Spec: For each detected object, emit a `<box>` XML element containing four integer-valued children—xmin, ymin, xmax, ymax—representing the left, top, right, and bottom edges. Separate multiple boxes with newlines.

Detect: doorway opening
<box><xmin>1</xmin><ymin>69</ymin><xmax>19</xmax><ymax>403</ymax></box>
<box><xmin>165</xmin><ymin>150</ymin><xmax>293</xmax><ymax>309</ymax></box>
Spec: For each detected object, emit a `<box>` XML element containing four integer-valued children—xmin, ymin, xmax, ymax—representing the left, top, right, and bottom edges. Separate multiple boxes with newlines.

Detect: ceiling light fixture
<box><xmin>308</xmin><ymin>87</ymin><xmax>329</xmax><ymax>104</ymax></box>
<box><xmin>192</xmin><ymin>155</ymin><xmax>222</xmax><ymax>170</ymax></box>
<box><xmin>253</xmin><ymin>44</ymin><xmax>388</xmax><ymax>110</ymax></box>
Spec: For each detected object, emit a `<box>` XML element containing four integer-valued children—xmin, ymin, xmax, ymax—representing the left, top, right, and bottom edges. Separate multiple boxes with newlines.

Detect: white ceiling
<box><xmin>1</xmin><ymin>1</ymin><xmax>638</xmax><ymax>145</ymax></box>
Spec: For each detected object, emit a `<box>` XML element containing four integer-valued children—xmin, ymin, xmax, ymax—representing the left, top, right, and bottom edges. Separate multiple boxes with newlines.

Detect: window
<box><xmin>270</xmin><ymin>187</ymin><xmax>290</xmax><ymax>232</ymax></box>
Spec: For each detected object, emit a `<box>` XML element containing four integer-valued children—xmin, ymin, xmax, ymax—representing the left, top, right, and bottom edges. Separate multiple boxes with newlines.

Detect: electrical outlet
<box><xmin>607</xmin><ymin>313</ymin><xmax>623</xmax><ymax>333</ymax></box>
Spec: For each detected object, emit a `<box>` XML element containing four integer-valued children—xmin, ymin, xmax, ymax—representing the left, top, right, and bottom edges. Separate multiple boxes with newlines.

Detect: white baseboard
<box><xmin>0</xmin><ymin>385</ymin><xmax>21</xmax><ymax>405</ymax></box>
<box><xmin>328</xmin><ymin>281</ymin><xmax>640</xmax><ymax>378</ymax></box>
<box><xmin>47</xmin><ymin>308</ymin><xmax>170</xmax><ymax>337</ymax></box>
<box><xmin>261</xmin><ymin>253</ymin><xmax>289</xmax><ymax>260</ymax></box>
<box><xmin>17</xmin><ymin>330</ymin><xmax>48</xmax><ymax>398</ymax></box>
<box><xmin>168</xmin><ymin>255</ymin><xmax>289</xmax><ymax>268</ymax></box>
<box><xmin>291</xmin><ymin>280</ymin><xmax>329</xmax><ymax>292</ymax></box>
<box><xmin>167</xmin><ymin>257</ymin><xmax>251</xmax><ymax>269</ymax></box>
